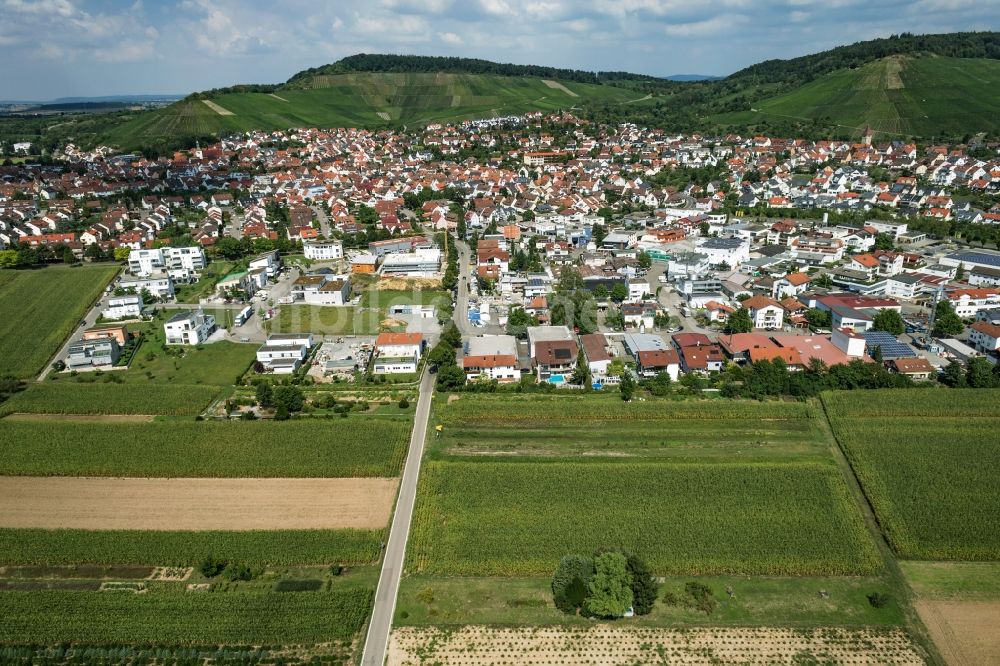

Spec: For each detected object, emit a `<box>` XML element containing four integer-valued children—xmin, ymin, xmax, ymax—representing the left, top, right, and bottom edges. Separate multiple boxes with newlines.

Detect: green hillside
<box><xmin>102</xmin><ymin>73</ymin><xmax>637</xmax><ymax>149</ymax></box>
<box><xmin>711</xmin><ymin>55</ymin><xmax>1000</xmax><ymax>138</ymax></box>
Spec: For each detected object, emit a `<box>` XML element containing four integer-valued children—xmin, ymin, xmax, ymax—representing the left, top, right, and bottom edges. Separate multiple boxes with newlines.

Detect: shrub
<box><xmin>399</xmin><ymin>397</ymin><xmax>410</xmax><ymax>409</ymax></box>
<box><xmin>223</xmin><ymin>563</ymin><xmax>254</xmax><ymax>581</ymax></box>
<box><xmin>868</xmin><ymin>591</ymin><xmax>891</xmax><ymax>608</ymax></box>
<box><xmin>199</xmin><ymin>554</ymin><xmax>227</xmax><ymax>578</ymax></box>
<box><xmin>274</xmin><ymin>579</ymin><xmax>322</xmax><ymax>592</ymax></box>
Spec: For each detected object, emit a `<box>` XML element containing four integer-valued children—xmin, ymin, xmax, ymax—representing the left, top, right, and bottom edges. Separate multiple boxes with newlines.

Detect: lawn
<box><xmin>0</xmin><ymin>418</ymin><xmax>411</xmax><ymax>477</ymax></box>
<box><xmin>51</xmin><ymin>311</ymin><xmax>257</xmax><ymax>385</ymax></box>
<box><xmin>171</xmin><ymin>260</ymin><xmax>242</xmax><ymax>303</ymax></box>
<box><xmin>0</xmin><ymin>587</ymin><xmax>373</xmax><ymax>646</ymax></box>
<box><xmin>0</xmin><ymin>528</ymin><xmax>382</xmax><ymax>567</ymax></box>
<box><xmin>431</xmin><ymin>394</ymin><xmax>829</xmax><ymax>461</ymax></box>
<box><xmin>396</xmin><ymin>574</ymin><xmax>904</xmax><ymax>627</ymax></box>
<box><xmin>360</xmin><ymin>288</ymin><xmax>449</xmax><ymax>309</ymax></box>
<box><xmin>409</xmin><ymin>461</ymin><xmax>880</xmax><ymax>576</ymax></box>
<box><xmin>901</xmin><ymin>561</ymin><xmax>1000</xmax><ymax>600</ymax></box>
<box><xmin>824</xmin><ymin>389</ymin><xmax>1000</xmax><ymax>560</ymax></box>
<box><xmin>0</xmin><ymin>382</ymin><xmax>220</xmax><ymax>416</ymax></box>
<box><xmin>0</xmin><ymin>265</ymin><xmax>118</xmax><ymax>378</ymax></box>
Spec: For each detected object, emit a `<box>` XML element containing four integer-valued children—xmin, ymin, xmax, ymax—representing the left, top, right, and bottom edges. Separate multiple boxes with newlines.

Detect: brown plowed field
<box><xmin>0</xmin><ymin>477</ymin><xmax>397</xmax><ymax>530</ymax></box>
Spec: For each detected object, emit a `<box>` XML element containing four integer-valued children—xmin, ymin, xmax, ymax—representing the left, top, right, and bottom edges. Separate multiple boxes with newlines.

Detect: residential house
<box><xmin>741</xmin><ymin>295</ymin><xmax>785</xmax><ymax>330</ymax></box>
<box><xmin>373</xmin><ymin>332</ymin><xmax>424</xmax><ymax>374</ymax></box>
<box><xmin>164</xmin><ymin>310</ymin><xmax>216</xmax><ymax>345</ymax></box>
<box><xmin>102</xmin><ymin>295</ymin><xmax>142</xmax><ymax>320</ymax></box>
<box><xmin>66</xmin><ymin>337</ymin><xmax>120</xmax><ymax>369</ymax></box>
<box><xmin>256</xmin><ymin>333</ymin><xmax>314</xmax><ymax>374</ymax></box>
<box><xmin>969</xmin><ymin>320</ymin><xmax>1000</xmax><ymax>353</ymax></box>
<box><xmin>304</xmin><ymin>241</ymin><xmax>344</xmax><ymax>261</ymax></box>
<box><xmin>462</xmin><ymin>335</ymin><xmax>519</xmax><ymax>383</ymax></box>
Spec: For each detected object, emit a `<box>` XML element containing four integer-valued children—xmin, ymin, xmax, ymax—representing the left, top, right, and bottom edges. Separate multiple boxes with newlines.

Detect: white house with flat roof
<box><xmin>164</xmin><ymin>310</ymin><xmax>216</xmax><ymax>345</ymax></box>
<box><xmin>304</xmin><ymin>241</ymin><xmax>344</xmax><ymax>261</ymax></box>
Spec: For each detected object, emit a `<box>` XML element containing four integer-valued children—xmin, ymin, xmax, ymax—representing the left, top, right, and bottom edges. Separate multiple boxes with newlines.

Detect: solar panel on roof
<box><xmin>861</xmin><ymin>331</ymin><xmax>916</xmax><ymax>359</ymax></box>
<box><xmin>947</xmin><ymin>251</ymin><xmax>1000</xmax><ymax>268</ymax></box>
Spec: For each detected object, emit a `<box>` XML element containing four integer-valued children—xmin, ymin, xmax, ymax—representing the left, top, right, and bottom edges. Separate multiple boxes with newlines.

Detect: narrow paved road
<box><xmin>360</xmin><ymin>367</ymin><xmax>434</xmax><ymax>666</ymax></box>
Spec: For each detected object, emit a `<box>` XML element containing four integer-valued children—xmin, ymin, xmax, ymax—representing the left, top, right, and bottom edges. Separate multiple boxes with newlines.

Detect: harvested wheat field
<box><xmin>915</xmin><ymin>600</ymin><xmax>1000</xmax><ymax>666</ymax></box>
<box><xmin>0</xmin><ymin>477</ymin><xmax>397</xmax><ymax>530</ymax></box>
<box><xmin>388</xmin><ymin>626</ymin><xmax>925</xmax><ymax>666</ymax></box>
<box><xmin>376</xmin><ymin>277</ymin><xmax>442</xmax><ymax>291</ymax></box>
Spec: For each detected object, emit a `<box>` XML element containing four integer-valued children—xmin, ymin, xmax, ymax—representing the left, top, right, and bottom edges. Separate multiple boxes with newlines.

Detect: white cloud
<box><xmin>663</xmin><ymin>14</ymin><xmax>747</xmax><ymax>37</ymax></box>
<box><xmin>439</xmin><ymin>31</ymin><xmax>463</xmax><ymax>45</ymax></box>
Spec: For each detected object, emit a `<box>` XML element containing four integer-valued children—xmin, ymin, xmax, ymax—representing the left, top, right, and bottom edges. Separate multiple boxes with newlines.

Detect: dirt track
<box><xmin>0</xmin><ymin>477</ymin><xmax>398</xmax><ymax>530</ymax></box>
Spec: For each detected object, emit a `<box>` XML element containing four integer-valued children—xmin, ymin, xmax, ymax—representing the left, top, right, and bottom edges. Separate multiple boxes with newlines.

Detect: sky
<box><xmin>1</xmin><ymin>0</ymin><xmax>998</xmax><ymax>100</ymax></box>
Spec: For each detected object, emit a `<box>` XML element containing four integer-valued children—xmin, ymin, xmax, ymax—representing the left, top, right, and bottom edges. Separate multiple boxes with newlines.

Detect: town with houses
<box><xmin>3</xmin><ymin>112</ymin><xmax>1000</xmax><ymax>385</ymax></box>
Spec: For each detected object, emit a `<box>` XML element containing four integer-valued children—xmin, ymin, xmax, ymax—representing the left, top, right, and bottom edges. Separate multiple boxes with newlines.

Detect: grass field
<box><xmin>0</xmin><ymin>382</ymin><xmax>220</xmax><ymax>416</ymax></box>
<box><xmin>0</xmin><ymin>418</ymin><xmax>410</xmax><ymax>477</ymax></box>
<box><xmin>268</xmin><ymin>303</ymin><xmax>400</xmax><ymax>335</ymax></box>
<box><xmin>433</xmin><ymin>395</ymin><xmax>828</xmax><ymax>461</ymax></box>
<box><xmin>0</xmin><ymin>528</ymin><xmax>382</xmax><ymax>566</ymax></box>
<box><xmin>825</xmin><ymin>389</ymin><xmax>1000</xmax><ymax>560</ymax></box>
<box><xmin>0</xmin><ymin>587</ymin><xmax>373</xmax><ymax>646</ymax></box>
<box><xmin>103</xmin><ymin>73</ymin><xmax>637</xmax><ymax>147</ymax></box>
<box><xmin>0</xmin><ymin>265</ymin><xmax>118</xmax><ymax>378</ymax></box>
<box><xmin>396</xmin><ymin>574</ymin><xmax>904</xmax><ymax>627</ymax></box>
<box><xmin>409</xmin><ymin>461</ymin><xmax>879</xmax><ymax>576</ymax></box>
<box><xmin>713</xmin><ymin>55</ymin><xmax>1000</xmax><ymax>138</ymax></box>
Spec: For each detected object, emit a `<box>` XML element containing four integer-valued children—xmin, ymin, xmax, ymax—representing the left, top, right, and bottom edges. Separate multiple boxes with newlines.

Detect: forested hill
<box><xmin>285</xmin><ymin>54</ymin><xmax>602</xmax><ymax>87</ymax></box>
<box><xmin>729</xmin><ymin>31</ymin><xmax>1000</xmax><ymax>88</ymax></box>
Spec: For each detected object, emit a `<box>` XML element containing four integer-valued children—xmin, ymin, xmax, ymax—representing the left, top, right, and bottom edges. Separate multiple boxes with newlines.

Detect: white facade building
<box><xmin>304</xmin><ymin>241</ymin><xmax>344</xmax><ymax>261</ymax></box>
<box><xmin>128</xmin><ymin>246</ymin><xmax>206</xmax><ymax>277</ymax></box>
<box><xmin>102</xmin><ymin>294</ymin><xmax>142</xmax><ymax>320</ymax></box>
<box><xmin>164</xmin><ymin>310</ymin><xmax>216</xmax><ymax>345</ymax></box>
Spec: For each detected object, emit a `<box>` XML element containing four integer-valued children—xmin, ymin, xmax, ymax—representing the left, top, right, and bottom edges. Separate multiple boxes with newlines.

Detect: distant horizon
<box><xmin>1</xmin><ymin>0</ymin><xmax>996</xmax><ymax>99</ymax></box>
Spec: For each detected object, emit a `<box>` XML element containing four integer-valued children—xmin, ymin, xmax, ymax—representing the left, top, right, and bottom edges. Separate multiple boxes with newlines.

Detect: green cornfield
<box><xmin>409</xmin><ymin>461</ymin><xmax>879</xmax><ymax>576</ymax></box>
<box><xmin>440</xmin><ymin>394</ymin><xmax>817</xmax><ymax>424</ymax></box>
<box><xmin>0</xmin><ymin>419</ymin><xmax>409</xmax><ymax>477</ymax></box>
<box><xmin>826</xmin><ymin>389</ymin><xmax>1000</xmax><ymax>560</ymax></box>
<box><xmin>0</xmin><ymin>265</ymin><xmax>118</xmax><ymax>378</ymax></box>
<box><xmin>822</xmin><ymin>388</ymin><xmax>1000</xmax><ymax>418</ymax></box>
<box><xmin>0</xmin><ymin>528</ymin><xmax>382</xmax><ymax>566</ymax></box>
<box><xmin>0</xmin><ymin>588</ymin><xmax>373</xmax><ymax>645</ymax></box>
<box><xmin>0</xmin><ymin>383</ymin><xmax>221</xmax><ymax>417</ymax></box>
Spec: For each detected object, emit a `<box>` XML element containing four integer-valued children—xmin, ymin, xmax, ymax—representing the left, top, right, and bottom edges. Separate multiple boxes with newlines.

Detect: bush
<box><xmin>223</xmin><ymin>563</ymin><xmax>254</xmax><ymax>581</ymax></box>
<box><xmin>199</xmin><ymin>554</ymin><xmax>227</xmax><ymax>578</ymax></box>
<box><xmin>868</xmin><ymin>591</ymin><xmax>891</xmax><ymax>608</ymax></box>
<box><xmin>274</xmin><ymin>579</ymin><xmax>322</xmax><ymax>592</ymax></box>
<box><xmin>685</xmin><ymin>582</ymin><xmax>717</xmax><ymax>615</ymax></box>
<box><xmin>399</xmin><ymin>397</ymin><xmax>410</xmax><ymax>409</ymax></box>
<box><xmin>551</xmin><ymin>554</ymin><xmax>594</xmax><ymax>614</ymax></box>
<box><xmin>274</xmin><ymin>403</ymin><xmax>290</xmax><ymax>421</ymax></box>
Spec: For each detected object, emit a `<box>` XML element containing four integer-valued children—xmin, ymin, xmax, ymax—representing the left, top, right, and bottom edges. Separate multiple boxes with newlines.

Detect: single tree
<box><xmin>255</xmin><ymin>382</ymin><xmax>273</xmax><ymax>407</ymax></box>
<box><xmin>625</xmin><ymin>553</ymin><xmax>658</xmax><ymax>616</ymax></box>
<box><xmin>570</xmin><ymin>347</ymin><xmax>591</xmax><ymax>386</ymax></box>
<box><xmin>584</xmin><ymin>552</ymin><xmax>633</xmax><ymax>619</ymax></box>
<box><xmin>724</xmin><ymin>307</ymin><xmax>754</xmax><ymax>334</ymax></box>
<box><xmin>610</xmin><ymin>283</ymin><xmax>628</xmax><ymax>303</ymax></box>
<box><xmin>551</xmin><ymin>555</ymin><xmax>594</xmax><ymax>615</ymax></box>
<box><xmin>619</xmin><ymin>371</ymin><xmax>635</xmax><ymax>402</ymax></box>
<box><xmin>872</xmin><ymin>309</ymin><xmax>905</xmax><ymax>335</ymax></box>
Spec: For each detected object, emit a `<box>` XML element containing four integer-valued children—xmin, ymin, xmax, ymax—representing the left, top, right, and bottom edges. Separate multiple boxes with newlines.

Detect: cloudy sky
<box><xmin>1</xmin><ymin>0</ymin><xmax>997</xmax><ymax>100</ymax></box>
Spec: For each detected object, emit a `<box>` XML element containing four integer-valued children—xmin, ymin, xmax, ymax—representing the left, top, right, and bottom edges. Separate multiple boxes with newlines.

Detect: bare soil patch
<box><xmin>0</xmin><ymin>477</ymin><xmax>398</xmax><ymax>531</ymax></box>
<box><xmin>5</xmin><ymin>413</ymin><xmax>154</xmax><ymax>423</ymax></box>
<box><xmin>541</xmin><ymin>79</ymin><xmax>579</xmax><ymax>97</ymax></box>
<box><xmin>915</xmin><ymin>600</ymin><xmax>1000</xmax><ymax>666</ymax></box>
<box><xmin>376</xmin><ymin>277</ymin><xmax>442</xmax><ymax>291</ymax></box>
<box><xmin>389</xmin><ymin>626</ymin><xmax>925</xmax><ymax>665</ymax></box>
<box><xmin>202</xmin><ymin>100</ymin><xmax>234</xmax><ymax>116</ymax></box>
<box><xmin>885</xmin><ymin>55</ymin><xmax>906</xmax><ymax>89</ymax></box>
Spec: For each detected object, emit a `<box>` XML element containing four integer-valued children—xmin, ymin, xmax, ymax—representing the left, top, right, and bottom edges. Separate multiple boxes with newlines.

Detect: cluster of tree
<box><xmin>932</xmin><ymin>301</ymin><xmax>965</xmax><ymax>337</ymax></box>
<box><xmin>939</xmin><ymin>357</ymin><xmax>1000</xmax><ymax>388</ymax></box>
<box><xmin>441</xmin><ymin>235</ymin><xmax>459</xmax><ymax>291</ymax></box>
<box><xmin>253</xmin><ymin>382</ymin><xmax>305</xmax><ymax>421</ymax></box>
<box><xmin>184</xmin><ymin>84</ymin><xmax>278</xmax><ymax>101</ymax></box>
<box><xmin>290</xmin><ymin>54</ymin><xmax>606</xmax><ymax>86</ymax></box>
<box><xmin>718</xmin><ymin>357</ymin><xmax>914</xmax><ymax>399</ymax></box>
<box><xmin>427</xmin><ymin>322</ymin><xmax>465</xmax><ymax>391</ymax></box>
<box><xmin>552</xmin><ymin>550</ymin><xmax>658</xmax><ymax>619</ymax></box>
<box><xmin>549</xmin><ymin>266</ymin><xmax>599</xmax><ymax>335</ymax></box>
<box><xmin>214</xmin><ymin>235</ymin><xmax>298</xmax><ymax>260</ymax></box>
